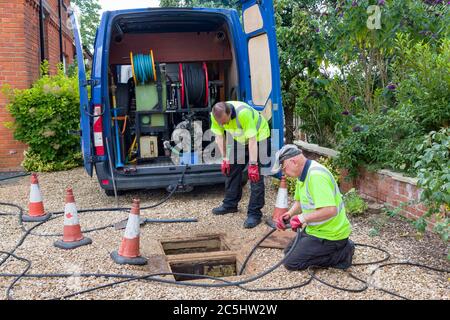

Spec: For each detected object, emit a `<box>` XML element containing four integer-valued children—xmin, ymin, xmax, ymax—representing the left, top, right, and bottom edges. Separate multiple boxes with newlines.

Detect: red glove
<box><xmin>248</xmin><ymin>164</ymin><xmax>260</xmax><ymax>183</ymax></box>
<box><xmin>290</xmin><ymin>215</ymin><xmax>303</xmax><ymax>232</ymax></box>
<box><xmin>221</xmin><ymin>159</ymin><xmax>230</xmax><ymax>176</ymax></box>
<box><xmin>276</xmin><ymin>212</ymin><xmax>291</xmax><ymax>231</ymax></box>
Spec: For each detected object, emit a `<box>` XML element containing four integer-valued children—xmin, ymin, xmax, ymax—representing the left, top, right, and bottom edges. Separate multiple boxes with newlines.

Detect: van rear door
<box><xmin>69</xmin><ymin>8</ymin><xmax>93</xmax><ymax>176</ymax></box>
<box><xmin>238</xmin><ymin>0</ymin><xmax>283</xmax><ymax>136</ymax></box>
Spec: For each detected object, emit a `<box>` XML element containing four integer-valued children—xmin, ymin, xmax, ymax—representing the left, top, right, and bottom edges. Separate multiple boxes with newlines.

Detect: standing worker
<box><xmin>271</xmin><ymin>144</ymin><xmax>355</xmax><ymax>270</ymax></box>
<box><xmin>210</xmin><ymin>101</ymin><xmax>271</xmax><ymax>228</ymax></box>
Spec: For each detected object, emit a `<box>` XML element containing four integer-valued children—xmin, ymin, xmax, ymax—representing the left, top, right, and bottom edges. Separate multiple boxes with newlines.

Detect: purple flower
<box><xmin>315</xmin><ymin>28</ymin><xmax>320</xmax><ymax>33</ymax></box>
<box><xmin>342</xmin><ymin>110</ymin><xmax>350</xmax><ymax>116</ymax></box>
<box><xmin>339</xmin><ymin>13</ymin><xmax>344</xmax><ymax>17</ymax></box>
<box><xmin>352</xmin><ymin>1</ymin><xmax>358</xmax><ymax>7</ymax></box>
<box><xmin>387</xmin><ymin>83</ymin><xmax>397</xmax><ymax>91</ymax></box>
<box><xmin>378</xmin><ymin>0</ymin><xmax>385</xmax><ymax>5</ymax></box>
<box><xmin>350</xmin><ymin>96</ymin><xmax>356</xmax><ymax>103</ymax></box>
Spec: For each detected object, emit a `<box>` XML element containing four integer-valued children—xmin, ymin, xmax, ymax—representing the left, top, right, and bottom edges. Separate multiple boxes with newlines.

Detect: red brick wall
<box><xmin>295</xmin><ymin>141</ymin><xmax>445</xmax><ymax>232</ymax></box>
<box><xmin>0</xmin><ymin>0</ymin><xmax>28</xmax><ymax>170</ymax></box>
<box><xmin>339</xmin><ymin>168</ymin><xmax>443</xmax><ymax>231</ymax></box>
<box><xmin>0</xmin><ymin>0</ymin><xmax>74</xmax><ymax>171</ymax></box>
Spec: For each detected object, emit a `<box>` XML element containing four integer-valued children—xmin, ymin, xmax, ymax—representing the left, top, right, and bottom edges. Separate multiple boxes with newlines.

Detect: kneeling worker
<box><xmin>271</xmin><ymin>144</ymin><xmax>355</xmax><ymax>270</ymax></box>
<box><xmin>210</xmin><ymin>101</ymin><xmax>271</xmax><ymax>229</ymax></box>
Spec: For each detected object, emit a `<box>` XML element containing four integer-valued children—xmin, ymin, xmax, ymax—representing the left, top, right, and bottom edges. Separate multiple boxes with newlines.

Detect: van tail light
<box><xmin>93</xmin><ymin>105</ymin><xmax>105</xmax><ymax>156</ymax></box>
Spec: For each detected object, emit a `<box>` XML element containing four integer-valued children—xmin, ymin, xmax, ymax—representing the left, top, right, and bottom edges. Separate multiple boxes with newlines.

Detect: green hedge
<box><xmin>3</xmin><ymin>63</ymin><xmax>82</xmax><ymax>172</ymax></box>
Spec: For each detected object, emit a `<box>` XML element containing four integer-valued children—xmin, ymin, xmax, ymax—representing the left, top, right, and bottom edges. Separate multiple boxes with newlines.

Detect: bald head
<box><xmin>212</xmin><ymin>102</ymin><xmax>232</xmax><ymax>125</ymax></box>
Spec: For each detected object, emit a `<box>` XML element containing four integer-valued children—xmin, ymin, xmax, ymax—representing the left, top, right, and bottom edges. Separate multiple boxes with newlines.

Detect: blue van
<box><xmin>70</xmin><ymin>0</ymin><xmax>284</xmax><ymax>195</ymax></box>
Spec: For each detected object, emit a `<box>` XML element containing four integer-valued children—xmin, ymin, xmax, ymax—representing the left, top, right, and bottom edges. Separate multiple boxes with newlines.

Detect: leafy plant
<box><xmin>317</xmin><ymin>156</ymin><xmax>340</xmax><ymax>185</ymax></box>
<box><xmin>343</xmin><ymin>188</ymin><xmax>368</xmax><ymax>216</ymax></box>
<box><xmin>335</xmin><ymin>108</ymin><xmax>425</xmax><ymax>177</ymax></box>
<box><xmin>414</xmin><ymin>127</ymin><xmax>450</xmax><ymax>243</ymax></box>
<box><xmin>271</xmin><ymin>176</ymin><xmax>297</xmax><ymax>196</ymax></box>
<box><xmin>392</xmin><ymin>35</ymin><xmax>450</xmax><ymax>131</ymax></box>
<box><xmin>3</xmin><ymin>63</ymin><xmax>82</xmax><ymax>172</ymax></box>
<box><xmin>368</xmin><ymin>212</ymin><xmax>390</xmax><ymax>237</ymax></box>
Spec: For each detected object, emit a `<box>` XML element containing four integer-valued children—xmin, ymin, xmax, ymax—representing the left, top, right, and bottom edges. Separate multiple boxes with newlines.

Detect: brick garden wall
<box><xmin>0</xmin><ymin>0</ymin><xmax>74</xmax><ymax>171</ymax></box>
<box><xmin>295</xmin><ymin>140</ymin><xmax>442</xmax><ymax>231</ymax></box>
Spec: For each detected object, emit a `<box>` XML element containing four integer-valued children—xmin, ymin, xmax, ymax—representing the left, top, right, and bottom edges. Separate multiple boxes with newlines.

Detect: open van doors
<box><xmin>239</xmin><ymin>0</ymin><xmax>283</xmax><ymax>146</ymax></box>
<box><xmin>69</xmin><ymin>8</ymin><xmax>94</xmax><ymax>176</ymax></box>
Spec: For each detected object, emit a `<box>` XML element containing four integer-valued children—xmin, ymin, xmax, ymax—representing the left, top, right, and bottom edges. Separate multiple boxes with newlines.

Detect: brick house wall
<box><xmin>0</xmin><ymin>0</ymin><xmax>74</xmax><ymax>171</ymax></box>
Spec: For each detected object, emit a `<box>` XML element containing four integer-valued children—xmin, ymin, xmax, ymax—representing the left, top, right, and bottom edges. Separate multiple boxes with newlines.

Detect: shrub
<box><xmin>335</xmin><ymin>109</ymin><xmax>424</xmax><ymax>178</ymax></box>
<box><xmin>414</xmin><ymin>127</ymin><xmax>450</xmax><ymax>243</ymax></box>
<box><xmin>3</xmin><ymin>63</ymin><xmax>82</xmax><ymax>172</ymax></box>
<box><xmin>336</xmin><ymin>35</ymin><xmax>449</xmax><ymax>178</ymax></box>
<box><xmin>316</xmin><ymin>156</ymin><xmax>340</xmax><ymax>185</ymax></box>
<box><xmin>393</xmin><ymin>35</ymin><xmax>450</xmax><ymax>132</ymax></box>
<box><xmin>343</xmin><ymin>188</ymin><xmax>368</xmax><ymax>216</ymax></box>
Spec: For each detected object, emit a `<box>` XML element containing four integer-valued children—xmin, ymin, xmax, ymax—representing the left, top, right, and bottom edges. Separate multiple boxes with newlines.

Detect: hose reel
<box><xmin>179</xmin><ymin>62</ymin><xmax>210</xmax><ymax>109</ymax></box>
<box><xmin>130</xmin><ymin>51</ymin><xmax>157</xmax><ymax>85</ymax></box>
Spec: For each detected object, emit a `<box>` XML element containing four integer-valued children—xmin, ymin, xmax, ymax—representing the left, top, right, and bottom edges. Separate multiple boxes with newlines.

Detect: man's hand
<box><xmin>248</xmin><ymin>164</ymin><xmax>260</xmax><ymax>183</ymax></box>
<box><xmin>276</xmin><ymin>212</ymin><xmax>291</xmax><ymax>230</ymax></box>
<box><xmin>221</xmin><ymin>159</ymin><xmax>230</xmax><ymax>176</ymax></box>
<box><xmin>290</xmin><ymin>215</ymin><xmax>304</xmax><ymax>232</ymax></box>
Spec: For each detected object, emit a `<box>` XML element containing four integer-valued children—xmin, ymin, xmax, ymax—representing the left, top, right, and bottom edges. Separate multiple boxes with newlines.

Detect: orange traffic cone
<box><xmin>54</xmin><ymin>188</ymin><xmax>92</xmax><ymax>249</ymax></box>
<box><xmin>111</xmin><ymin>199</ymin><xmax>147</xmax><ymax>265</ymax></box>
<box><xmin>266</xmin><ymin>176</ymin><xmax>289</xmax><ymax>228</ymax></box>
<box><xmin>22</xmin><ymin>173</ymin><xmax>50</xmax><ymax>222</ymax></box>
<box><xmin>262</xmin><ymin>175</ymin><xmax>296</xmax><ymax>249</ymax></box>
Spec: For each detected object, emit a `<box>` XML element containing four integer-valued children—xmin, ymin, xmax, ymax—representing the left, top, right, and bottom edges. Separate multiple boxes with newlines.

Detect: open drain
<box><xmin>158</xmin><ymin>234</ymin><xmax>252</xmax><ymax>282</ymax></box>
<box><xmin>169</xmin><ymin>256</ymin><xmax>238</xmax><ymax>281</ymax></box>
<box><xmin>161</xmin><ymin>234</ymin><xmax>229</xmax><ymax>255</ymax></box>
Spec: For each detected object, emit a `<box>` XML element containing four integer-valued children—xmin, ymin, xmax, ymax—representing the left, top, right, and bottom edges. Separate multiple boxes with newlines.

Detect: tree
<box><xmin>160</xmin><ymin>0</ymin><xmax>181</xmax><ymax>6</ymax></box>
<box><xmin>71</xmin><ymin>0</ymin><xmax>101</xmax><ymax>51</ymax></box>
<box><xmin>160</xmin><ymin>0</ymin><xmax>237</xmax><ymax>8</ymax></box>
<box><xmin>274</xmin><ymin>0</ymin><xmax>330</xmax><ymax>144</ymax></box>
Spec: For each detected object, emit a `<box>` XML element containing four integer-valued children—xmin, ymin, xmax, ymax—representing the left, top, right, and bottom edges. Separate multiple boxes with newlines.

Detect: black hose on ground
<box><xmin>0</xmin><ymin>172</ymin><xmax>30</xmax><ymax>182</ymax></box>
<box><xmin>0</xmin><ymin>228</ymin><xmax>304</xmax><ymax>300</ymax></box>
<box><xmin>0</xmin><ymin>164</ymin><xmax>449</xmax><ymax>299</ymax></box>
<box><xmin>0</xmin><ymin>165</ymin><xmax>188</xmax><ymax>263</ymax></box>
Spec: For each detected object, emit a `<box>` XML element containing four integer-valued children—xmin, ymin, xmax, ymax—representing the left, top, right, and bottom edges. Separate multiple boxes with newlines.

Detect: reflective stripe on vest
<box><xmin>301</xmin><ymin>164</ymin><xmax>344</xmax><ymax>226</ymax></box>
<box><xmin>235</xmin><ymin>104</ymin><xmax>262</xmax><ymax>131</ymax></box>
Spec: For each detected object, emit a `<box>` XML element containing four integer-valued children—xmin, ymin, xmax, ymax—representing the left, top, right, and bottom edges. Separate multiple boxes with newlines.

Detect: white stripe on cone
<box><xmin>275</xmin><ymin>188</ymin><xmax>288</xmax><ymax>208</ymax></box>
<box><xmin>64</xmin><ymin>203</ymin><xmax>79</xmax><ymax>226</ymax></box>
<box><xmin>124</xmin><ymin>213</ymin><xmax>140</xmax><ymax>239</ymax></box>
<box><xmin>30</xmin><ymin>184</ymin><xmax>43</xmax><ymax>202</ymax></box>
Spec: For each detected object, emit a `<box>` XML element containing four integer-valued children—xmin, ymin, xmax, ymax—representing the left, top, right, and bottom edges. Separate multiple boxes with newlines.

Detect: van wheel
<box><xmin>104</xmin><ymin>189</ymin><xmax>124</xmax><ymax>197</ymax></box>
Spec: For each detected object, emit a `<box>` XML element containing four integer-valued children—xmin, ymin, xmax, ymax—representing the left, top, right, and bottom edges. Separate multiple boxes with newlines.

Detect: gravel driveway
<box><xmin>0</xmin><ymin>167</ymin><xmax>448</xmax><ymax>300</ymax></box>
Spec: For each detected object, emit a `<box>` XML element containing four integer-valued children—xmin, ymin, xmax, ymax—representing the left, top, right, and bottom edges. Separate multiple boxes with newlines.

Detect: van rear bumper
<box><xmin>95</xmin><ymin>162</ymin><xmax>228</xmax><ymax>191</ymax></box>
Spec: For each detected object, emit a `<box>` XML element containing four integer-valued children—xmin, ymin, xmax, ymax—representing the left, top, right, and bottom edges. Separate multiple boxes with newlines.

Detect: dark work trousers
<box><xmin>222</xmin><ymin>138</ymin><xmax>271</xmax><ymax>219</ymax></box>
<box><xmin>283</xmin><ymin>230</ymin><xmax>355</xmax><ymax>270</ymax></box>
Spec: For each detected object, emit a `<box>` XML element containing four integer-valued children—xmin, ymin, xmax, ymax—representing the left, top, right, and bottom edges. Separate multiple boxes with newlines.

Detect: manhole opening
<box><xmin>161</xmin><ymin>235</ymin><xmax>229</xmax><ymax>255</ymax></box>
<box><xmin>169</xmin><ymin>256</ymin><xmax>238</xmax><ymax>281</ymax></box>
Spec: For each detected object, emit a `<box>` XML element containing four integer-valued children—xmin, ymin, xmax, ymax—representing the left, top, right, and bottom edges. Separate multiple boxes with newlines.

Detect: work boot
<box><xmin>212</xmin><ymin>206</ymin><xmax>238</xmax><ymax>215</ymax></box>
<box><xmin>243</xmin><ymin>215</ymin><xmax>261</xmax><ymax>229</ymax></box>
